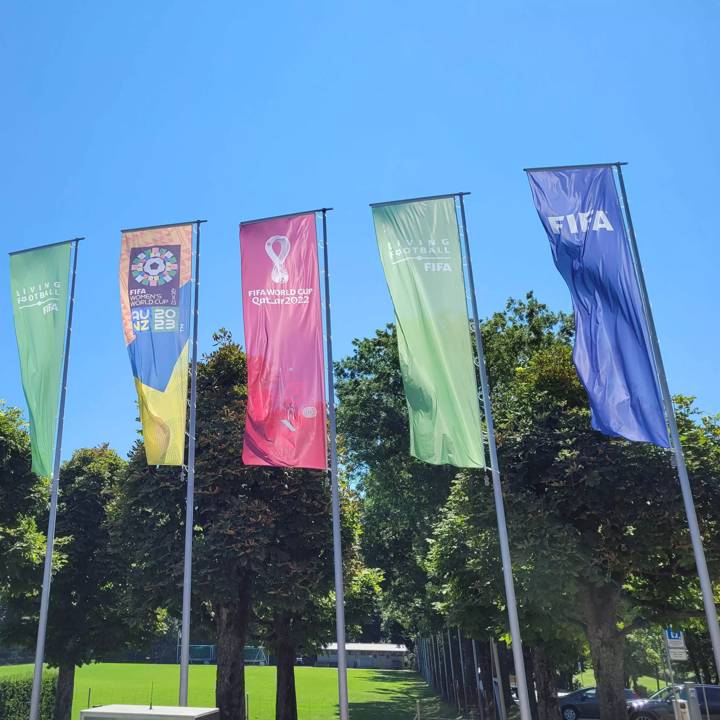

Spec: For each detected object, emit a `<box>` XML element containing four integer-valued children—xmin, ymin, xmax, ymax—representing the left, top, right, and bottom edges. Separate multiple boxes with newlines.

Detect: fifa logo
<box><xmin>547</xmin><ymin>211</ymin><xmax>614</xmax><ymax>234</ymax></box>
<box><xmin>265</xmin><ymin>235</ymin><xmax>291</xmax><ymax>284</ymax></box>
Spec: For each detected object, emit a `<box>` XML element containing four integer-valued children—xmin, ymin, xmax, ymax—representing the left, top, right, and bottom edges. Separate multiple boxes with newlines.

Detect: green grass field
<box><xmin>573</xmin><ymin>670</ymin><xmax>667</xmax><ymax>695</ymax></box>
<box><xmin>0</xmin><ymin>663</ymin><xmax>456</xmax><ymax>720</ymax></box>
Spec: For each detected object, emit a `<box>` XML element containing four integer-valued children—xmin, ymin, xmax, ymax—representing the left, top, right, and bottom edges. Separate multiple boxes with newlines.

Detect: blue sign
<box><xmin>527</xmin><ymin>166</ymin><xmax>670</xmax><ymax>448</ymax></box>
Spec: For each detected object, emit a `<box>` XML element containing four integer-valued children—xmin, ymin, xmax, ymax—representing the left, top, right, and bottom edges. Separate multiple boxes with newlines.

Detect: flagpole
<box><xmin>447</xmin><ymin>626</ymin><xmax>457</xmax><ymax>706</ymax></box>
<box><xmin>457</xmin><ymin>628</ymin><xmax>468</xmax><ymax>712</ymax></box>
<box><xmin>29</xmin><ymin>238</ymin><xmax>80</xmax><ymax>720</ymax></box>
<box><xmin>615</xmin><ymin>163</ymin><xmax>720</xmax><ymax>674</ymax></box>
<box><xmin>179</xmin><ymin>220</ymin><xmax>204</xmax><ymax>705</ymax></box>
<box><xmin>471</xmin><ymin>639</ymin><xmax>483</xmax><ymax>718</ymax></box>
<box><xmin>320</xmin><ymin>208</ymin><xmax>350</xmax><ymax>720</ymax></box>
<box><xmin>457</xmin><ymin>193</ymin><xmax>532</xmax><ymax>720</ymax></box>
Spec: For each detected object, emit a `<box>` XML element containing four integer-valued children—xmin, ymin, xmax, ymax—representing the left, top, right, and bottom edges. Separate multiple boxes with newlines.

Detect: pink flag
<box><xmin>240</xmin><ymin>213</ymin><xmax>327</xmax><ymax>469</ymax></box>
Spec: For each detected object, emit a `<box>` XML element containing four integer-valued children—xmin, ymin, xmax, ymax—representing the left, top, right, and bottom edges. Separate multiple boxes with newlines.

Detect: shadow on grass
<box><xmin>348</xmin><ymin>670</ymin><xmax>459</xmax><ymax>720</ymax></box>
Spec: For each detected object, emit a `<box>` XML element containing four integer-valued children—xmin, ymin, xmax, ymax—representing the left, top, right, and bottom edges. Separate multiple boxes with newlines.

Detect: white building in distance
<box><xmin>316</xmin><ymin>643</ymin><xmax>409</xmax><ymax>670</ymax></box>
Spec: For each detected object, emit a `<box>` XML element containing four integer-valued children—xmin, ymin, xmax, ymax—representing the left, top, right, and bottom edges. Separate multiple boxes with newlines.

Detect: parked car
<box><xmin>560</xmin><ymin>687</ymin><xmax>638</xmax><ymax>720</ymax></box>
<box><xmin>628</xmin><ymin>684</ymin><xmax>720</xmax><ymax>720</ymax></box>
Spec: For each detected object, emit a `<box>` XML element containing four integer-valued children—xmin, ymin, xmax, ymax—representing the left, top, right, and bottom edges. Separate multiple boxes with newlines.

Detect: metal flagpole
<box><xmin>615</xmin><ymin>164</ymin><xmax>720</xmax><ymax>674</ymax></box>
<box><xmin>429</xmin><ymin>637</ymin><xmax>436</xmax><ymax>687</ymax></box>
<box><xmin>472</xmin><ymin>639</ymin><xmax>484</xmax><ymax>719</ymax></box>
<box><xmin>440</xmin><ymin>632</ymin><xmax>450</xmax><ymax>700</ymax></box>
<box><xmin>447</xmin><ymin>626</ymin><xmax>458</xmax><ymax>706</ymax></box>
<box><xmin>428</xmin><ymin>638</ymin><xmax>434</xmax><ymax>686</ymax></box>
<box><xmin>457</xmin><ymin>628</ymin><xmax>468</xmax><ymax>712</ymax></box>
<box><xmin>440</xmin><ymin>634</ymin><xmax>448</xmax><ymax>698</ymax></box>
<box><xmin>427</xmin><ymin>637</ymin><xmax>434</xmax><ymax>687</ymax></box>
<box><xmin>436</xmin><ymin>634</ymin><xmax>444</xmax><ymax>698</ymax></box>
<box><xmin>426</xmin><ymin>638</ymin><xmax>432</xmax><ymax>685</ymax></box>
<box><xmin>491</xmin><ymin>640</ymin><xmax>509</xmax><ymax>720</ymax></box>
<box><xmin>179</xmin><ymin>220</ymin><xmax>204</xmax><ymax>705</ymax></box>
<box><xmin>29</xmin><ymin>238</ymin><xmax>81</xmax><ymax>720</ymax></box>
<box><xmin>320</xmin><ymin>208</ymin><xmax>350</xmax><ymax>720</ymax></box>
<box><xmin>457</xmin><ymin>192</ymin><xmax>532</xmax><ymax>720</ymax></box>
<box><xmin>423</xmin><ymin>638</ymin><xmax>435</xmax><ymax>685</ymax></box>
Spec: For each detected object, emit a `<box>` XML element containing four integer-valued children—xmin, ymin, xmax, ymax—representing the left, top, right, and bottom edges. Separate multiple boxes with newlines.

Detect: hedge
<box><xmin>0</xmin><ymin>673</ymin><xmax>57</xmax><ymax>720</ymax></box>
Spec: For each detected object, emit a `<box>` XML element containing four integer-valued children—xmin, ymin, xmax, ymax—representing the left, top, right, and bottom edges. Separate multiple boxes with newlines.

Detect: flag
<box><xmin>372</xmin><ymin>197</ymin><xmax>485</xmax><ymax>468</ymax></box>
<box><xmin>9</xmin><ymin>242</ymin><xmax>72</xmax><ymax>477</ymax></box>
<box><xmin>240</xmin><ymin>213</ymin><xmax>327</xmax><ymax>469</ymax></box>
<box><xmin>527</xmin><ymin>166</ymin><xmax>669</xmax><ymax>447</ymax></box>
<box><xmin>120</xmin><ymin>225</ymin><xmax>193</xmax><ymax>465</ymax></box>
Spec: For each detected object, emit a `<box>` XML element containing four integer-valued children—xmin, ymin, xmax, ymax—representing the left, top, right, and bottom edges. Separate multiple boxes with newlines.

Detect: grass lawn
<box><xmin>573</xmin><ymin>669</ymin><xmax>667</xmax><ymax>695</ymax></box>
<box><xmin>0</xmin><ymin>663</ymin><xmax>456</xmax><ymax>720</ymax></box>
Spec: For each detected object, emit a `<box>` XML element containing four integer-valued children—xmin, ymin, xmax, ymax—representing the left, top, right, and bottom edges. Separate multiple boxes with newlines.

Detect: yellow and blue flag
<box><xmin>120</xmin><ymin>224</ymin><xmax>193</xmax><ymax>465</ymax></box>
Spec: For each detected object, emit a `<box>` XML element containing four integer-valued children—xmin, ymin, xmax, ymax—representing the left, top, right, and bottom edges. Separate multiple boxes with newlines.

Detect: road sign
<box><xmin>665</xmin><ymin>629</ymin><xmax>686</xmax><ymax>649</ymax></box>
<box><xmin>669</xmin><ymin>647</ymin><xmax>689</xmax><ymax>662</ymax></box>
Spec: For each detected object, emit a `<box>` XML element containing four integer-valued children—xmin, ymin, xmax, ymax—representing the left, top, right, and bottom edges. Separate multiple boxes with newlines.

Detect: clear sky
<box><xmin>1</xmin><ymin>1</ymin><xmax>718</xmax><ymax>461</ymax></box>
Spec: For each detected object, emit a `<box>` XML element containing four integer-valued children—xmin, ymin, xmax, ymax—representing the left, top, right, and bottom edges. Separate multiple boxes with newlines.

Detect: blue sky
<box><xmin>1</xmin><ymin>1</ymin><xmax>718</xmax><ymax>461</ymax></box>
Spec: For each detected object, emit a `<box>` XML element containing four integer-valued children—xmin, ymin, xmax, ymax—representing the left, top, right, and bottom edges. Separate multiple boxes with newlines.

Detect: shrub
<box><xmin>0</xmin><ymin>673</ymin><xmax>57</xmax><ymax>720</ymax></box>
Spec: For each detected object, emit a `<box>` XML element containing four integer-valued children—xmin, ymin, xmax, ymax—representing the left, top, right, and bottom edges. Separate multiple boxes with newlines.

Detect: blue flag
<box><xmin>527</xmin><ymin>166</ymin><xmax>669</xmax><ymax>447</ymax></box>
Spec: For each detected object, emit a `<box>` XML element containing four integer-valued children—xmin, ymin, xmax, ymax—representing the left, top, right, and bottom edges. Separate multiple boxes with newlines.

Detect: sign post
<box><xmin>663</xmin><ymin>628</ymin><xmax>683</xmax><ymax>720</ymax></box>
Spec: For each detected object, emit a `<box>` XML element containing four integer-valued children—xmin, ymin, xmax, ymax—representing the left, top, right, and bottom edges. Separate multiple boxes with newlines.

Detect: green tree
<box><xmin>113</xmin><ymin>330</ymin><xmax>365</xmax><ymax>720</ymax></box>
<box><xmin>256</xmin><ymin>474</ymin><xmax>381</xmax><ymax>720</ymax></box>
<box><xmin>426</xmin><ymin>472</ymin><xmax>585</xmax><ymax>720</ymax></box>
<box><xmin>335</xmin><ymin>325</ymin><xmax>457</xmax><ymax>638</ymax></box>
<box><xmin>0</xmin><ymin>403</ymin><xmax>48</xmax><ymax>600</ymax></box>
<box><xmin>2</xmin><ymin>445</ymin><xmax>145</xmax><ymax>720</ymax></box>
<box><xmin>492</xmin><ymin>340</ymin><xmax>720</xmax><ymax>720</ymax></box>
<box><xmin>113</xmin><ymin>331</ymin><xmax>278</xmax><ymax>720</ymax></box>
<box><xmin>334</xmin><ymin>295</ymin><xmax>573</xmax><ymax>642</ymax></box>
<box><xmin>623</xmin><ymin>628</ymin><xmax>665</xmax><ymax>694</ymax></box>
<box><xmin>336</xmin><ymin>294</ymin><xmax>720</xmax><ymax>720</ymax></box>
<box><xmin>257</xmin><ymin>466</ymin><xmax>334</xmax><ymax>720</ymax></box>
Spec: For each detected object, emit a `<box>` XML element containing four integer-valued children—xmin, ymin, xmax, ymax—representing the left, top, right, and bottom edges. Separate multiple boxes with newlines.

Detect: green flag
<box><xmin>9</xmin><ymin>242</ymin><xmax>72</xmax><ymax>477</ymax></box>
<box><xmin>372</xmin><ymin>197</ymin><xmax>485</xmax><ymax>468</ymax></box>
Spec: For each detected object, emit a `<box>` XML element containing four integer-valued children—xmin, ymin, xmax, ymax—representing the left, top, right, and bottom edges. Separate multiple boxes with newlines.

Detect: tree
<box><xmin>256</xmin><ymin>466</ymin><xmax>334</xmax><ymax>720</ymax></box>
<box><xmin>491</xmin><ymin>341</ymin><xmax>720</xmax><ymax>719</ymax></box>
<box><xmin>623</xmin><ymin>628</ymin><xmax>665</xmax><ymax>694</ymax></box>
<box><xmin>256</xmin><ymin>474</ymin><xmax>382</xmax><ymax>720</ymax></box>
<box><xmin>335</xmin><ymin>326</ymin><xmax>458</xmax><ymax>639</ymax></box>
<box><xmin>334</xmin><ymin>295</ymin><xmax>574</xmax><ymax>643</ymax></box>
<box><xmin>113</xmin><ymin>331</ymin><xmax>278</xmax><ymax>720</ymax></box>
<box><xmin>0</xmin><ymin>403</ymin><xmax>49</xmax><ymax>601</ymax></box>
<box><xmin>336</xmin><ymin>294</ymin><xmax>720</xmax><ymax>720</ymax></box>
<box><xmin>2</xmin><ymin>445</ymin><xmax>146</xmax><ymax>720</ymax></box>
<box><xmin>423</xmin><ymin>297</ymin><xmax>583</xmax><ymax>720</ymax></box>
<box><xmin>426</xmin><ymin>472</ymin><xmax>586</xmax><ymax>720</ymax></box>
<box><xmin>113</xmin><ymin>330</ymin><xmax>369</xmax><ymax>720</ymax></box>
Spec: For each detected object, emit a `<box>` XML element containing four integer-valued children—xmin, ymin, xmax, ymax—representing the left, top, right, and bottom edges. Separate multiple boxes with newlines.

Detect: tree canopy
<box><xmin>336</xmin><ymin>293</ymin><xmax>720</xmax><ymax>720</ymax></box>
<box><xmin>112</xmin><ymin>329</ymin><xmax>375</xmax><ymax>720</ymax></box>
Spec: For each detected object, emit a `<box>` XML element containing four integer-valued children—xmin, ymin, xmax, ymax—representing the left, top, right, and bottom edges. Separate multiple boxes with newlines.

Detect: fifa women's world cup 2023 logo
<box><xmin>128</xmin><ymin>245</ymin><xmax>181</xmax><ymax>333</ymax></box>
<box><xmin>131</xmin><ymin>246</ymin><xmax>179</xmax><ymax>287</ymax></box>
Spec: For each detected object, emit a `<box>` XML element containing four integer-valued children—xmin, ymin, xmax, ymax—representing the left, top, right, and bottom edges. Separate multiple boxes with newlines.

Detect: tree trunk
<box><xmin>458</xmin><ymin>636</ymin><xmax>471</xmax><ymax>713</ymax></box>
<box><xmin>498</xmin><ymin>642</ymin><xmax>514</xmax><ymax>713</ymax></box>
<box><xmin>275</xmin><ymin>616</ymin><xmax>298</xmax><ymax>720</ymax></box>
<box><xmin>53</xmin><ymin>661</ymin><xmax>76</xmax><ymax>720</ymax></box>
<box><xmin>216</xmin><ymin>592</ymin><xmax>252</xmax><ymax>720</ymax></box>
<box><xmin>525</xmin><ymin>645</ymin><xmax>539</xmax><ymax>720</ymax></box>
<box><xmin>477</xmin><ymin>641</ymin><xmax>495</xmax><ymax>720</ymax></box>
<box><xmin>533</xmin><ymin>645</ymin><xmax>560</xmax><ymax>720</ymax></box>
<box><xmin>582</xmin><ymin>582</ymin><xmax>627</xmax><ymax>720</ymax></box>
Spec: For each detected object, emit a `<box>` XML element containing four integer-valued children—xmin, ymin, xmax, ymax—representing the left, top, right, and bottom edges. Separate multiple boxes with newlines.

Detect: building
<box><xmin>316</xmin><ymin>643</ymin><xmax>409</xmax><ymax>670</ymax></box>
